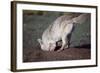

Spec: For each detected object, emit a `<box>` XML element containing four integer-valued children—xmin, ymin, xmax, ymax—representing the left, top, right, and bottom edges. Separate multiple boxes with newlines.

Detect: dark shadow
<box><xmin>54</xmin><ymin>46</ymin><xmax>62</xmax><ymax>51</ymax></box>
<box><xmin>74</xmin><ymin>44</ymin><xmax>91</xmax><ymax>49</ymax></box>
<box><xmin>54</xmin><ymin>40</ymin><xmax>62</xmax><ymax>51</ymax></box>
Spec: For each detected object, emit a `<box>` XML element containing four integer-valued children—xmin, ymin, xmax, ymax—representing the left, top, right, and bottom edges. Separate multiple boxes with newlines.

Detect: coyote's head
<box><xmin>37</xmin><ymin>39</ymin><xmax>56</xmax><ymax>51</ymax></box>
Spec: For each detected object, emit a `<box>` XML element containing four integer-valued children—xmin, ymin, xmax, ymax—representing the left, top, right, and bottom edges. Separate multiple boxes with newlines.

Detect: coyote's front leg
<box><xmin>57</xmin><ymin>35</ymin><xmax>68</xmax><ymax>52</ymax></box>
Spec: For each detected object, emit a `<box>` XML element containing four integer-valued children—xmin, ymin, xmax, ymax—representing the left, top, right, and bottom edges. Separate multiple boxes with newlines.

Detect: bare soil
<box><xmin>23</xmin><ymin>47</ymin><xmax>90</xmax><ymax>62</ymax></box>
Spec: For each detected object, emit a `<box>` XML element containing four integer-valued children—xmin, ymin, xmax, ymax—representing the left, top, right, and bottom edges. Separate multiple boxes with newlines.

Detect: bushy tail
<box><xmin>72</xmin><ymin>14</ymin><xmax>90</xmax><ymax>24</ymax></box>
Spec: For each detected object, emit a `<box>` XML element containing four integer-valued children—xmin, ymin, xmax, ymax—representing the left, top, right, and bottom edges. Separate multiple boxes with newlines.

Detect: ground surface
<box><xmin>23</xmin><ymin>11</ymin><xmax>91</xmax><ymax>62</ymax></box>
<box><xmin>23</xmin><ymin>47</ymin><xmax>90</xmax><ymax>62</ymax></box>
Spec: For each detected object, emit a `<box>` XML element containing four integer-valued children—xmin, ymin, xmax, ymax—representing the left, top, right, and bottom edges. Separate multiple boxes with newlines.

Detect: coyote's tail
<box><xmin>72</xmin><ymin>14</ymin><xmax>90</xmax><ymax>24</ymax></box>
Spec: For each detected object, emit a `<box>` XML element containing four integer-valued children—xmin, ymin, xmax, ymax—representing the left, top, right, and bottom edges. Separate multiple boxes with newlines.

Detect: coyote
<box><xmin>37</xmin><ymin>14</ymin><xmax>89</xmax><ymax>51</ymax></box>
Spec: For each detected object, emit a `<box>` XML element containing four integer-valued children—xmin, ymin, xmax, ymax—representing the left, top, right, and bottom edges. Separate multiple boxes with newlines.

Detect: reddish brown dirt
<box><xmin>23</xmin><ymin>47</ymin><xmax>90</xmax><ymax>62</ymax></box>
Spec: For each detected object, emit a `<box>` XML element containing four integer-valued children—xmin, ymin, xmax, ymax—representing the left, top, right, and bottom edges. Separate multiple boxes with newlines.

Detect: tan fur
<box><xmin>37</xmin><ymin>14</ymin><xmax>89</xmax><ymax>51</ymax></box>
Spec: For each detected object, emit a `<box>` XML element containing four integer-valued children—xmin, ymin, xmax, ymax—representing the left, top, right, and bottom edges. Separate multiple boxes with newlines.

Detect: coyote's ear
<box><xmin>37</xmin><ymin>39</ymin><xmax>43</xmax><ymax>45</ymax></box>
